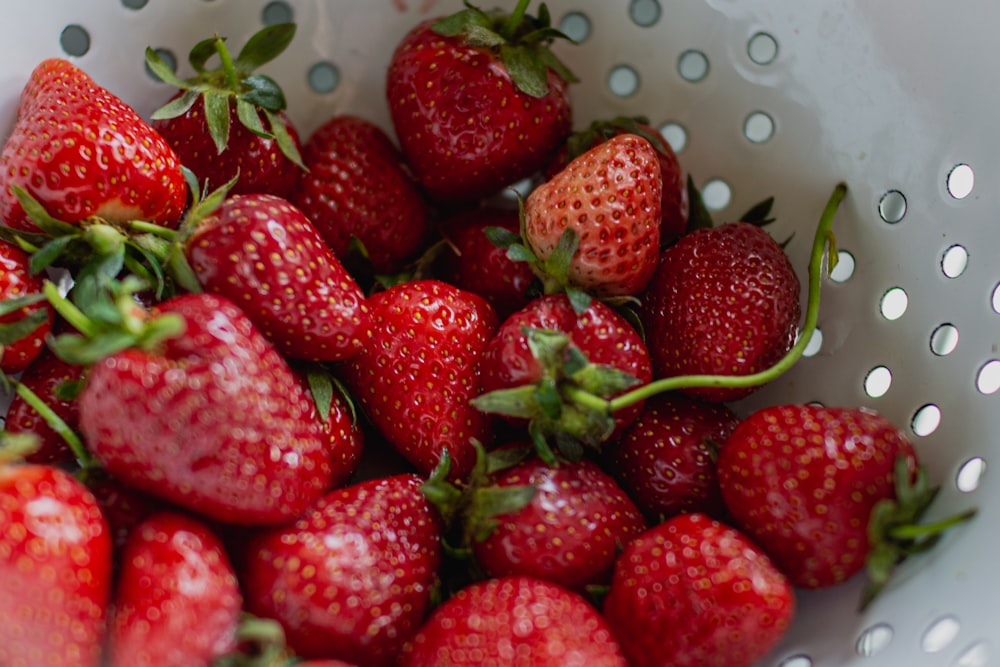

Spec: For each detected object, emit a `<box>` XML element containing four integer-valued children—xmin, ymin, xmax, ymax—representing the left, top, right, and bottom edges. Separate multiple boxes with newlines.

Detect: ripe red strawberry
<box><xmin>523</xmin><ymin>133</ymin><xmax>663</xmax><ymax>297</ymax></box>
<box><xmin>433</xmin><ymin>206</ymin><xmax>536</xmax><ymax>318</ymax></box>
<box><xmin>470</xmin><ymin>450</ymin><xmax>647</xmax><ymax>592</ymax></box>
<box><xmin>76</xmin><ymin>292</ymin><xmax>333</xmax><ymax>525</ymax></box>
<box><xmin>106</xmin><ymin>511</ymin><xmax>243</xmax><ymax>667</ymax></box>
<box><xmin>294</xmin><ymin>367</ymin><xmax>365</xmax><ymax>489</ymax></box>
<box><xmin>602</xmin><ymin>512</ymin><xmax>795</xmax><ymax>667</ymax></box>
<box><xmin>185</xmin><ymin>192</ymin><xmax>370</xmax><ymax>362</ymax></box>
<box><xmin>716</xmin><ymin>404</ymin><xmax>973</xmax><ymax>603</ymax></box>
<box><xmin>0</xmin><ymin>240</ymin><xmax>53</xmax><ymax>374</ymax></box>
<box><xmin>0</xmin><ymin>448</ymin><xmax>113</xmax><ymax>667</ymax></box>
<box><xmin>5</xmin><ymin>347</ymin><xmax>83</xmax><ymax>464</ymax></box>
<box><xmin>475</xmin><ymin>293</ymin><xmax>652</xmax><ymax>456</ymax></box>
<box><xmin>385</xmin><ymin>1</ymin><xmax>575</xmax><ymax>203</ymax></box>
<box><xmin>398</xmin><ymin>575</ymin><xmax>628</xmax><ymax>667</ymax></box>
<box><xmin>290</xmin><ymin>114</ymin><xmax>434</xmax><ymax>275</ymax></box>
<box><xmin>0</xmin><ymin>58</ymin><xmax>186</xmax><ymax>233</ymax></box>
<box><xmin>545</xmin><ymin>116</ymin><xmax>689</xmax><ymax>242</ymax></box>
<box><xmin>146</xmin><ymin>24</ymin><xmax>304</xmax><ymax>198</ymax></box>
<box><xmin>641</xmin><ymin>220</ymin><xmax>800</xmax><ymax>403</ymax></box>
<box><xmin>603</xmin><ymin>392</ymin><xmax>740</xmax><ymax>522</ymax></box>
<box><xmin>242</xmin><ymin>473</ymin><xmax>443</xmax><ymax>667</ymax></box>
<box><xmin>339</xmin><ymin>279</ymin><xmax>499</xmax><ymax>480</ymax></box>
<box><xmin>78</xmin><ymin>467</ymin><xmax>164</xmax><ymax>559</ymax></box>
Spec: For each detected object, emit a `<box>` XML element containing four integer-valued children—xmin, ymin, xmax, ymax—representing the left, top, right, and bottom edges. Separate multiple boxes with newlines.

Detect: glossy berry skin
<box><xmin>717</xmin><ymin>404</ymin><xmax>918</xmax><ymax>589</ymax></box>
<box><xmin>339</xmin><ymin>280</ymin><xmax>498</xmax><ymax>480</ymax></box>
<box><xmin>153</xmin><ymin>93</ymin><xmax>302</xmax><ymax>199</ymax></box>
<box><xmin>434</xmin><ymin>206</ymin><xmax>536</xmax><ymax>318</ymax></box>
<box><xmin>478</xmin><ymin>293</ymin><xmax>653</xmax><ymax>437</ymax></box>
<box><xmin>386</xmin><ymin>19</ymin><xmax>573</xmax><ymax>204</ymax></box>
<box><xmin>290</xmin><ymin>114</ymin><xmax>433</xmax><ymax>274</ymax></box>
<box><xmin>398</xmin><ymin>575</ymin><xmax>628</xmax><ymax>667</ymax></box>
<box><xmin>78</xmin><ymin>293</ymin><xmax>332</xmax><ymax>526</ymax></box>
<box><xmin>0</xmin><ymin>241</ymin><xmax>54</xmax><ymax>374</ymax></box>
<box><xmin>6</xmin><ymin>348</ymin><xmax>83</xmax><ymax>464</ymax></box>
<box><xmin>186</xmin><ymin>193</ymin><xmax>370</xmax><ymax>363</ymax></box>
<box><xmin>0</xmin><ymin>58</ymin><xmax>186</xmax><ymax>232</ymax></box>
<box><xmin>106</xmin><ymin>511</ymin><xmax>243</xmax><ymax>667</ymax></box>
<box><xmin>603</xmin><ymin>513</ymin><xmax>795</xmax><ymax>667</ymax></box>
<box><xmin>641</xmin><ymin>221</ymin><xmax>800</xmax><ymax>403</ymax></box>
<box><xmin>473</xmin><ymin>453</ymin><xmax>646</xmax><ymax>592</ymax></box>
<box><xmin>0</xmin><ymin>463</ymin><xmax>112</xmax><ymax>667</ymax></box>
<box><xmin>604</xmin><ymin>392</ymin><xmax>741</xmax><ymax>522</ymax></box>
<box><xmin>242</xmin><ymin>474</ymin><xmax>442</xmax><ymax>667</ymax></box>
<box><xmin>526</xmin><ymin>133</ymin><xmax>663</xmax><ymax>297</ymax></box>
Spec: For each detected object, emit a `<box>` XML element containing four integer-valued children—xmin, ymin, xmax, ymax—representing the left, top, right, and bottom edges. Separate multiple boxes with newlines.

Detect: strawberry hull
<box><xmin>77</xmin><ymin>293</ymin><xmax>333</xmax><ymax>526</ymax></box>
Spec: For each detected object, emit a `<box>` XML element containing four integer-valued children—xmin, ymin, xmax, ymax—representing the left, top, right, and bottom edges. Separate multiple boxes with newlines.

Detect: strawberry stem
<box><xmin>216</xmin><ymin>36</ymin><xmax>240</xmax><ymax>91</ymax></box>
<box><xmin>502</xmin><ymin>0</ymin><xmax>532</xmax><ymax>40</ymax></box>
<box><xmin>12</xmin><ymin>379</ymin><xmax>94</xmax><ymax>468</ymax></box>
<box><xmin>887</xmin><ymin>508</ymin><xmax>978</xmax><ymax>541</ymax></box>
<box><xmin>602</xmin><ymin>182</ymin><xmax>848</xmax><ymax>413</ymax></box>
<box><xmin>41</xmin><ymin>280</ymin><xmax>99</xmax><ymax>338</ymax></box>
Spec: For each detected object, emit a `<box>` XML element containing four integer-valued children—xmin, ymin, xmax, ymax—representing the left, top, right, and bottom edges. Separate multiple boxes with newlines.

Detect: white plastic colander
<box><xmin>3</xmin><ymin>1</ymin><xmax>997</xmax><ymax>666</ymax></box>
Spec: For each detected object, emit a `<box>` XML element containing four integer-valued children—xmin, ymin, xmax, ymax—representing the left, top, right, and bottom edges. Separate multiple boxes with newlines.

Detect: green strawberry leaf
<box><xmin>203</xmin><ymin>90</ymin><xmax>232</xmax><ymax>155</ymax></box>
<box><xmin>505</xmin><ymin>243</ymin><xmax>539</xmax><ymax>264</ymax></box>
<box><xmin>264</xmin><ymin>109</ymin><xmax>306</xmax><ymax>169</ymax></box>
<box><xmin>144</xmin><ymin>47</ymin><xmax>190</xmax><ymax>88</ymax></box>
<box><xmin>740</xmin><ymin>195</ymin><xmax>776</xmax><ymax>227</ymax></box>
<box><xmin>684</xmin><ymin>175</ymin><xmax>715</xmax><ymax>234</ymax></box>
<box><xmin>188</xmin><ymin>36</ymin><xmax>221</xmax><ymax>75</ymax></box>
<box><xmin>305</xmin><ymin>365</ymin><xmax>334</xmax><ymax>422</ymax></box>
<box><xmin>236</xmin><ymin>98</ymin><xmax>269</xmax><ymax>139</ymax></box>
<box><xmin>500</xmin><ymin>43</ymin><xmax>549</xmax><ymax>98</ymax></box>
<box><xmin>150</xmin><ymin>88</ymin><xmax>201</xmax><ymax>121</ymax></box>
<box><xmin>242</xmin><ymin>74</ymin><xmax>287</xmax><ymax>112</ymax></box>
<box><xmin>565</xmin><ymin>286</ymin><xmax>592</xmax><ymax>315</ymax></box>
<box><xmin>233</xmin><ymin>23</ymin><xmax>296</xmax><ymax>74</ymax></box>
<box><xmin>13</xmin><ymin>186</ymin><xmax>77</xmax><ymax>237</ymax></box>
<box><xmin>464</xmin><ymin>24</ymin><xmax>507</xmax><ymax>49</ymax></box>
<box><xmin>29</xmin><ymin>235</ymin><xmax>78</xmax><ymax>275</ymax></box>
<box><xmin>469</xmin><ymin>484</ymin><xmax>536</xmax><ymax>541</ymax></box>
<box><xmin>0</xmin><ymin>306</ymin><xmax>48</xmax><ymax>345</ymax></box>
<box><xmin>431</xmin><ymin>6</ymin><xmax>493</xmax><ymax>36</ymax></box>
<box><xmin>483</xmin><ymin>225</ymin><xmax>523</xmax><ymax>249</ymax></box>
<box><xmin>469</xmin><ymin>385</ymin><xmax>539</xmax><ymax>419</ymax></box>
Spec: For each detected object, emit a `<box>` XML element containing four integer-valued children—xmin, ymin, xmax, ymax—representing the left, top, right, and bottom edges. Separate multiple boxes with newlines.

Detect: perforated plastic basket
<box><xmin>3</xmin><ymin>1</ymin><xmax>997</xmax><ymax>666</ymax></box>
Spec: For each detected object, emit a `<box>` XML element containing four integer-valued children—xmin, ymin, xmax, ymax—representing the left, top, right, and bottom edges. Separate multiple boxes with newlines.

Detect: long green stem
<box><xmin>502</xmin><ymin>0</ymin><xmax>532</xmax><ymax>40</ymax></box>
<box><xmin>41</xmin><ymin>280</ymin><xmax>99</xmax><ymax>338</ymax></box>
<box><xmin>13</xmin><ymin>380</ymin><xmax>94</xmax><ymax>468</ymax></box>
<box><xmin>570</xmin><ymin>182</ymin><xmax>848</xmax><ymax>415</ymax></box>
<box><xmin>889</xmin><ymin>508</ymin><xmax>978</xmax><ymax>541</ymax></box>
<box><xmin>216</xmin><ymin>36</ymin><xmax>240</xmax><ymax>89</ymax></box>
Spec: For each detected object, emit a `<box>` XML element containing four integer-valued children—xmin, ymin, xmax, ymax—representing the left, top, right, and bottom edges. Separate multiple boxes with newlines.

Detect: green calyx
<box><xmin>860</xmin><ymin>455</ymin><xmax>977</xmax><ymax>610</ymax></box>
<box><xmin>145</xmin><ymin>23</ymin><xmax>304</xmax><ymax>168</ymax></box>
<box><xmin>431</xmin><ymin>0</ymin><xmax>579</xmax><ymax>98</ymax></box>
<box><xmin>470</xmin><ymin>326</ymin><xmax>642</xmax><ymax>464</ymax></box>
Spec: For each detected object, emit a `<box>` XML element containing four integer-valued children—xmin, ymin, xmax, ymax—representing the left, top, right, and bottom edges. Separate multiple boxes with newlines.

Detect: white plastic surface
<box><xmin>1</xmin><ymin>1</ymin><xmax>998</xmax><ymax>666</ymax></box>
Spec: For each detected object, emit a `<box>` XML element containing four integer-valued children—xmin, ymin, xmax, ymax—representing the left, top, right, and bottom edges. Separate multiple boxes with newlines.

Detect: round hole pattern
<box><xmin>829</xmin><ymin>250</ymin><xmax>856</xmax><ymax>283</ymax></box>
<box><xmin>856</xmin><ymin>623</ymin><xmax>894</xmax><ymax>657</ymax></box>
<box><xmin>954</xmin><ymin>640</ymin><xmax>990</xmax><ymax>667</ymax></box>
<box><xmin>262</xmin><ymin>0</ymin><xmax>294</xmax><ymax>25</ymax></box>
<box><xmin>801</xmin><ymin>327</ymin><xmax>823</xmax><ymax>357</ymax></box>
<box><xmin>121</xmin><ymin>0</ymin><xmax>149</xmax><ymax>8</ymax></box>
<box><xmin>880</xmin><ymin>287</ymin><xmax>908</xmax><ymax>320</ymax></box>
<box><xmin>922</xmin><ymin>615</ymin><xmax>961</xmax><ymax>653</ymax></box>
<box><xmin>60</xmin><ymin>24</ymin><xmax>91</xmax><ymax>57</ymax></box>
<box><xmin>629</xmin><ymin>0</ymin><xmax>661</xmax><ymax>27</ymax></box>
<box><xmin>912</xmin><ymin>404</ymin><xmax>942</xmax><ymax>437</ymax></box>
<box><xmin>744</xmin><ymin>111</ymin><xmax>775</xmax><ymax>143</ymax></box>
<box><xmin>879</xmin><ymin>189</ymin><xmax>907</xmax><ymax>223</ymax></box>
<box><xmin>930</xmin><ymin>324</ymin><xmax>959</xmax><ymax>356</ymax></box>
<box><xmin>701</xmin><ymin>179</ymin><xmax>732</xmax><ymax>210</ymax></box>
<box><xmin>559</xmin><ymin>11</ymin><xmax>592</xmax><ymax>43</ymax></box>
<box><xmin>956</xmin><ymin>457</ymin><xmax>986</xmax><ymax>493</ymax></box>
<box><xmin>658</xmin><ymin>122</ymin><xmax>687</xmax><ymax>153</ymax></box>
<box><xmin>864</xmin><ymin>366</ymin><xmax>892</xmax><ymax>398</ymax></box>
<box><xmin>977</xmin><ymin>360</ymin><xmax>1000</xmax><ymax>395</ymax></box>
<box><xmin>607</xmin><ymin>64</ymin><xmax>640</xmax><ymax>97</ymax></box>
<box><xmin>747</xmin><ymin>31</ymin><xmax>779</xmax><ymax>65</ymax></box>
<box><xmin>307</xmin><ymin>61</ymin><xmax>340</xmax><ymax>93</ymax></box>
<box><xmin>678</xmin><ymin>49</ymin><xmax>710</xmax><ymax>82</ymax></box>
<box><xmin>992</xmin><ymin>282</ymin><xmax>1000</xmax><ymax>314</ymax></box>
<box><xmin>941</xmin><ymin>245</ymin><xmax>969</xmax><ymax>278</ymax></box>
<box><xmin>947</xmin><ymin>164</ymin><xmax>975</xmax><ymax>199</ymax></box>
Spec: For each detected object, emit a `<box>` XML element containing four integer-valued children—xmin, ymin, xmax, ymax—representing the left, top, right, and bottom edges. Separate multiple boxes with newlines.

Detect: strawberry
<box><xmin>0</xmin><ymin>240</ymin><xmax>53</xmax><ymax>374</ymax></box>
<box><xmin>0</xmin><ymin>58</ymin><xmax>186</xmax><ymax>233</ymax></box>
<box><xmin>75</xmin><ymin>292</ymin><xmax>333</xmax><ymax>525</ymax></box>
<box><xmin>433</xmin><ymin>205</ymin><xmax>537</xmax><ymax>318</ymax></box>
<box><xmin>78</xmin><ymin>467</ymin><xmax>164</xmax><ymax>559</ymax></box>
<box><xmin>716</xmin><ymin>404</ymin><xmax>975</xmax><ymax>605</ymax></box>
<box><xmin>5</xmin><ymin>347</ymin><xmax>83</xmax><ymax>464</ymax></box>
<box><xmin>385</xmin><ymin>0</ymin><xmax>576</xmax><ymax>203</ymax></box>
<box><xmin>474</xmin><ymin>293</ymin><xmax>652</xmax><ymax>459</ymax></box>
<box><xmin>640</xmin><ymin>220</ymin><xmax>800</xmax><ymax>403</ymax></box>
<box><xmin>0</xmin><ymin>439</ymin><xmax>113</xmax><ymax>667</ymax></box>
<box><xmin>603</xmin><ymin>392</ymin><xmax>740</xmax><ymax>522</ymax></box>
<box><xmin>241</xmin><ymin>473</ymin><xmax>443</xmax><ymax>667</ymax></box>
<box><xmin>602</xmin><ymin>512</ymin><xmax>795</xmax><ymax>667</ymax></box>
<box><xmin>469</xmin><ymin>448</ymin><xmax>647</xmax><ymax>592</ymax></box>
<box><xmin>105</xmin><ymin>511</ymin><xmax>243</xmax><ymax>667</ymax></box>
<box><xmin>294</xmin><ymin>367</ymin><xmax>365</xmax><ymax>489</ymax></box>
<box><xmin>290</xmin><ymin>114</ymin><xmax>434</xmax><ymax>275</ymax></box>
<box><xmin>146</xmin><ymin>24</ymin><xmax>304</xmax><ymax>198</ymax></box>
<box><xmin>546</xmin><ymin>116</ymin><xmax>688</xmax><ymax>242</ymax></box>
<box><xmin>184</xmin><ymin>192</ymin><xmax>371</xmax><ymax>362</ymax></box>
<box><xmin>398</xmin><ymin>575</ymin><xmax>628</xmax><ymax>667</ymax></box>
<box><xmin>521</xmin><ymin>133</ymin><xmax>663</xmax><ymax>297</ymax></box>
<box><xmin>338</xmin><ymin>279</ymin><xmax>499</xmax><ymax>480</ymax></box>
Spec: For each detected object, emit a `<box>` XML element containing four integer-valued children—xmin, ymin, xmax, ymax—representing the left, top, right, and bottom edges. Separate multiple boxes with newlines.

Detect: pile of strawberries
<box><xmin>0</xmin><ymin>3</ymin><xmax>975</xmax><ymax>667</ymax></box>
